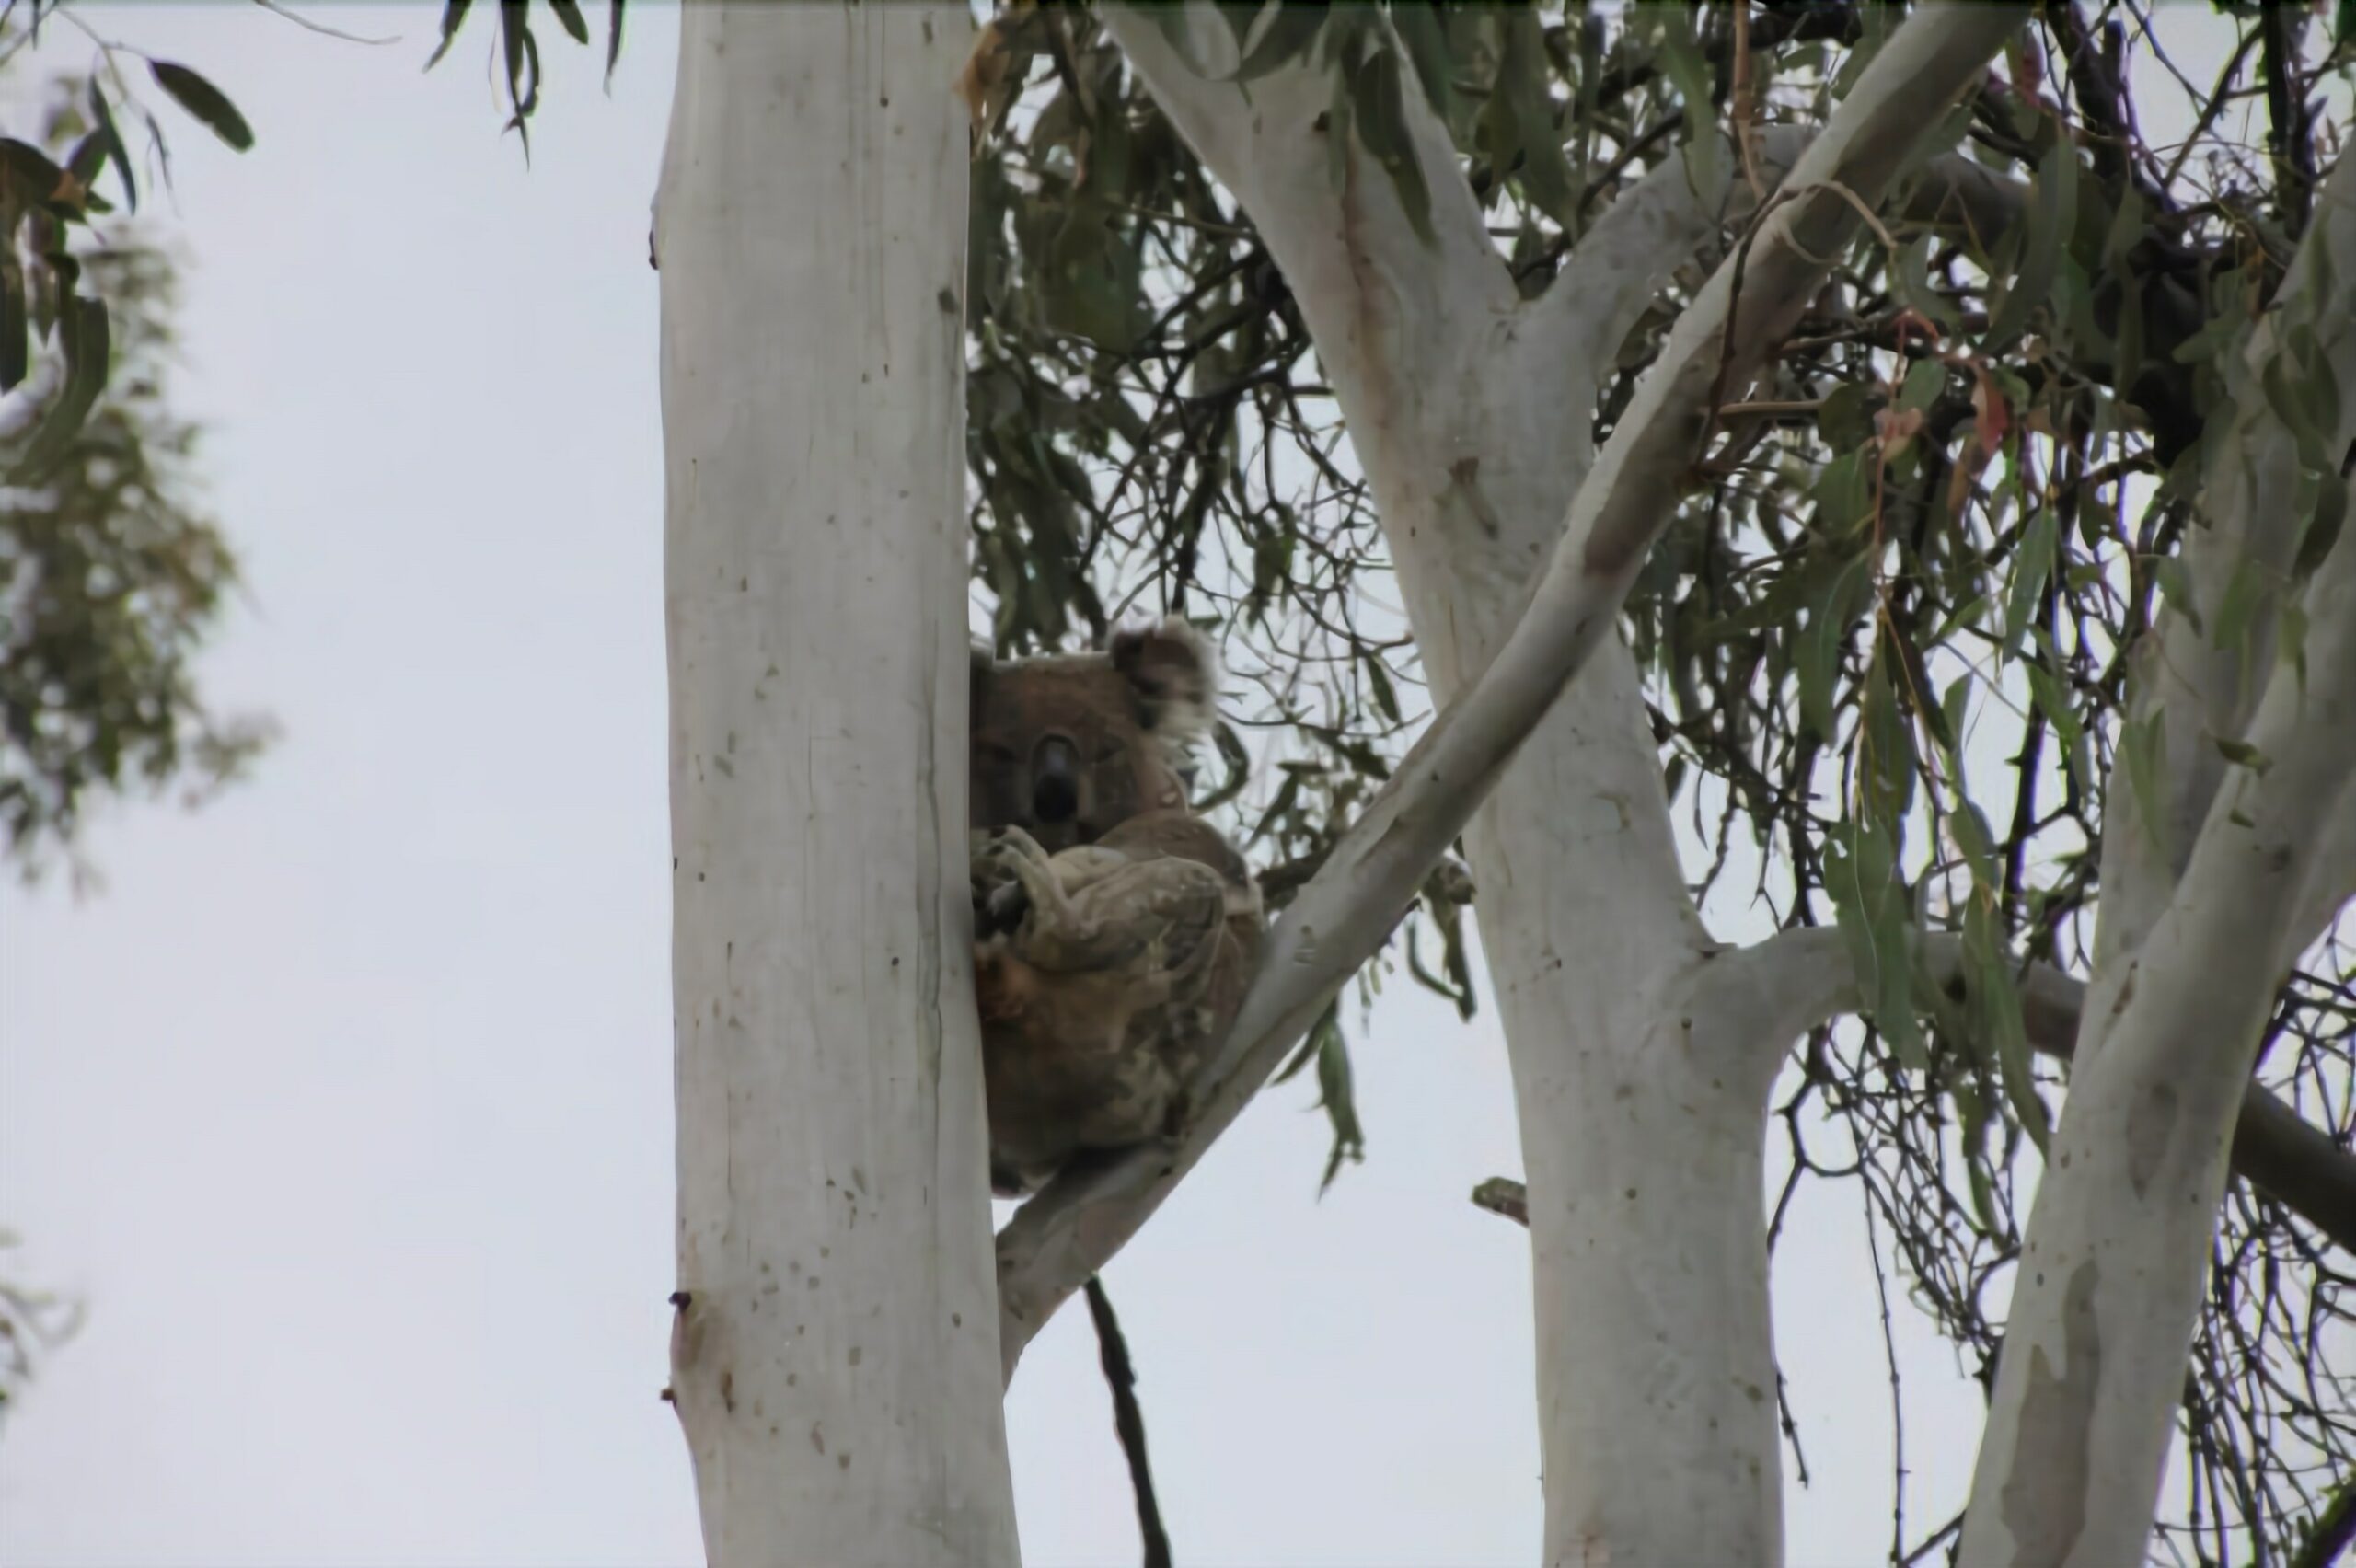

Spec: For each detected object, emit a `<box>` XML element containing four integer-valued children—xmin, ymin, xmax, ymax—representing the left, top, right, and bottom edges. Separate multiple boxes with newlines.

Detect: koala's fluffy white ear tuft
<box><xmin>1106</xmin><ymin>617</ymin><xmax>1218</xmax><ymax>748</ymax></box>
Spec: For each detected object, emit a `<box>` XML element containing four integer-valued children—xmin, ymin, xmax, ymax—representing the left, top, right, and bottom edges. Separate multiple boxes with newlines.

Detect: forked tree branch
<box><xmin>1688</xmin><ymin>926</ymin><xmax>2356</xmax><ymax>1254</ymax></box>
<box><xmin>994</xmin><ymin>2</ymin><xmax>2032</xmax><ymax>1380</ymax></box>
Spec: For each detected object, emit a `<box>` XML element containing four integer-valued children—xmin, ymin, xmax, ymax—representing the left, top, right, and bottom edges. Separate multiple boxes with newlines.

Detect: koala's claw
<box><xmin>982</xmin><ymin>876</ymin><xmax>1032</xmax><ymax>936</ymax></box>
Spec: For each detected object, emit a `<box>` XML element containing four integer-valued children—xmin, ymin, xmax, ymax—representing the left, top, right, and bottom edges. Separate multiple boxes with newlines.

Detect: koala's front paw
<box><xmin>976</xmin><ymin>827</ymin><xmax>1058</xmax><ymax>936</ymax></box>
<box><xmin>971</xmin><ymin>833</ymin><xmax>1032</xmax><ymax>937</ymax></box>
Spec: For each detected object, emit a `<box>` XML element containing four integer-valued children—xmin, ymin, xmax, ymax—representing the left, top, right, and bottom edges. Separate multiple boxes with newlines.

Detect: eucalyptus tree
<box><xmin>18</xmin><ymin>2</ymin><xmax>2354</xmax><ymax>1562</ymax></box>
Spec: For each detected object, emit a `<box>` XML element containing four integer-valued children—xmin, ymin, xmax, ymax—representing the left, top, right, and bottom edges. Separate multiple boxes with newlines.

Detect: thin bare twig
<box><xmin>1084</xmin><ymin>1276</ymin><xmax>1172</xmax><ymax>1568</ymax></box>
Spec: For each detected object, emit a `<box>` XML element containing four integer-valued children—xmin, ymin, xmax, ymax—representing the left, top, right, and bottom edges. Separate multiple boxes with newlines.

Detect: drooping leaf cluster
<box><xmin>0</xmin><ymin>1225</ymin><xmax>80</xmax><ymax>1440</ymax></box>
<box><xmin>0</xmin><ymin>35</ymin><xmax>270</xmax><ymax>876</ymax></box>
<box><xmin>0</xmin><ymin>9</ymin><xmax>250</xmax><ymax>480</ymax></box>
<box><xmin>420</xmin><ymin>0</ymin><xmax>626</xmax><ymax>157</ymax></box>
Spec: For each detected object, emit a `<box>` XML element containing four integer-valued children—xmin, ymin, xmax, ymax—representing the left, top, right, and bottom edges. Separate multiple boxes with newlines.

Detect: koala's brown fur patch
<box><xmin>969</xmin><ymin>617</ymin><xmax>1218</xmax><ymax>854</ymax></box>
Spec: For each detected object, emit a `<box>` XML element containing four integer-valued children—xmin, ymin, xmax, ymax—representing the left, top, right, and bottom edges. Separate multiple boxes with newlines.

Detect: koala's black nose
<box><xmin>1031</xmin><ymin>736</ymin><xmax>1080</xmax><ymax>824</ymax></box>
<box><xmin>1034</xmin><ymin>774</ymin><xmax>1079</xmax><ymax>822</ymax></box>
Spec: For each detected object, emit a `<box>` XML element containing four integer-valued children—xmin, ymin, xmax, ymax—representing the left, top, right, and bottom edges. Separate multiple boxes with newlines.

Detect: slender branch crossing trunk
<box><xmin>655</xmin><ymin>6</ymin><xmax>1019</xmax><ymax>1562</ymax></box>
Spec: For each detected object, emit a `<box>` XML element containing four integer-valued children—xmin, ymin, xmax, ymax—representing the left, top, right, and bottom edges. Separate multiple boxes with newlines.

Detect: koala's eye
<box><xmin>975</xmin><ymin>741</ymin><xmax>1019</xmax><ymax>764</ymax></box>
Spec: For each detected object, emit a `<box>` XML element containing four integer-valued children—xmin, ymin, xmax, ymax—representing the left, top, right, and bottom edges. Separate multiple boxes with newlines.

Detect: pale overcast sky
<box><xmin>0</xmin><ymin>6</ymin><xmax>2261</xmax><ymax>1567</ymax></box>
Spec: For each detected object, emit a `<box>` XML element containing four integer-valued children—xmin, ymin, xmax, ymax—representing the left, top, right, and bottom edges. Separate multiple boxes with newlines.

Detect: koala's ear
<box><xmin>1107</xmin><ymin>617</ymin><xmax>1216</xmax><ymax>741</ymax></box>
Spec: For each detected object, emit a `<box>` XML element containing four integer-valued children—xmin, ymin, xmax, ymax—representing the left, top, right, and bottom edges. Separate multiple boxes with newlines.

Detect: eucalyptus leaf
<box><xmin>2210</xmin><ymin>555</ymin><xmax>2267</xmax><ymax>658</ymax></box>
<box><xmin>1985</xmin><ymin>138</ymin><xmax>2075</xmax><ymax>352</ymax></box>
<box><xmin>1653</xmin><ymin>9</ymin><xmax>1718</xmax><ymax>198</ymax></box>
<box><xmin>426</xmin><ymin>0</ymin><xmax>472</xmax><ymax>69</ymax></box>
<box><xmin>0</xmin><ymin>269</ymin><xmax>24</xmax><ymax>394</ymax></box>
<box><xmin>87</xmin><ymin>84</ymin><xmax>135</xmax><ymax>213</ymax></box>
<box><xmin>2002</xmin><ymin>508</ymin><xmax>2056</xmax><ymax>662</ymax></box>
<box><xmin>548</xmin><ymin>0</ymin><xmax>590</xmax><ymax>44</ymax></box>
<box><xmin>2280</xmin><ymin>600</ymin><xmax>2309</xmax><ymax>691</ymax></box>
<box><xmin>64</xmin><ymin>133</ymin><xmax>106</xmax><ymax>196</ymax></box>
<box><xmin>1799</xmin><ymin>554</ymin><xmax>1873</xmax><ymax>741</ymax></box>
<box><xmin>2292</xmin><ymin>474</ymin><xmax>2347</xmax><ymax>582</ymax></box>
<box><xmin>1349</xmin><ymin>43</ymin><xmax>1435</xmax><ymax>245</ymax></box>
<box><xmin>1947</xmin><ymin>798</ymin><xmax>1999</xmax><ymax>889</ymax></box>
<box><xmin>0</xmin><ymin>141</ymin><xmax>73</xmax><ymax>207</ymax></box>
<box><xmin>148</xmin><ymin>63</ymin><xmax>254</xmax><ymax>152</ymax></box>
<box><xmin>12</xmin><ymin>294</ymin><xmax>110</xmax><ymax>482</ymax></box>
<box><xmin>1899</xmin><ymin>356</ymin><xmax>1947</xmax><ymax>415</ymax></box>
<box><xmin>1825</xmin><ymin>815</ymin><xmax>1922</xmax><ymax>1070</ymax></box>
<box><xmin>1487</xmin><ymin>6</ymin><xmax>1575</xmax><ymax>224</ymax></box>
<box><xmin>1966</xmin><ymin>901</ymin><xmax>2049</xmax><ymax>1147</ymax></box>
<box><xmin>1389</xmin><ymin>3</ymin><xmax>1456</xmax><ymax>122</ymax></box>
<box><xmin>1818</xmin><ymin>383</ymin><xmax>1880</xmax><ymax>451</ymax></box>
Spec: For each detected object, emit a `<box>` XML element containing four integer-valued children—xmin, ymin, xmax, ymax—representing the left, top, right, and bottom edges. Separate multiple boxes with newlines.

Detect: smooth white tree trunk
<box><xmin>655</xmin><ymin>6</ymin><xmax>1019</xmax><ymax>1564</ymax></box>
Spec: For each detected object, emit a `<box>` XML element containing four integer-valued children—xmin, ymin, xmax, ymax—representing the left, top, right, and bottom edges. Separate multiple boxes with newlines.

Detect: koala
<box><xmin>966</xmin><ymin>620</ymin><xmax>1265</xmax><ymax>1195</ymax></box>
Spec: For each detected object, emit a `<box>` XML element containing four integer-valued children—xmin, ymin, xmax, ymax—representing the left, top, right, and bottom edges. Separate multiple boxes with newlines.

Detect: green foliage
<box><xmin>0</xmin><ymin>27</ymin><xmax>261</xmax><ymax>474</ymax></box>
<box><xmin>1272</xmin><ymin>999</ymin><xmax>1365</xmax><ymax>1193</ymax></box>
<box><xmin>0</xmin><ymin>1228</ymin><xmax>82</xmax><ymax>1440</ymax></box>
<box><xmin>146</xmin><ymin>62</ymin><xmax>254</xmax><ymax>153</ymax></box>
<box><xmin>0</xmin><ymin>63</ymin><xmax>270</xmax><ymax>874</ymax></box>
